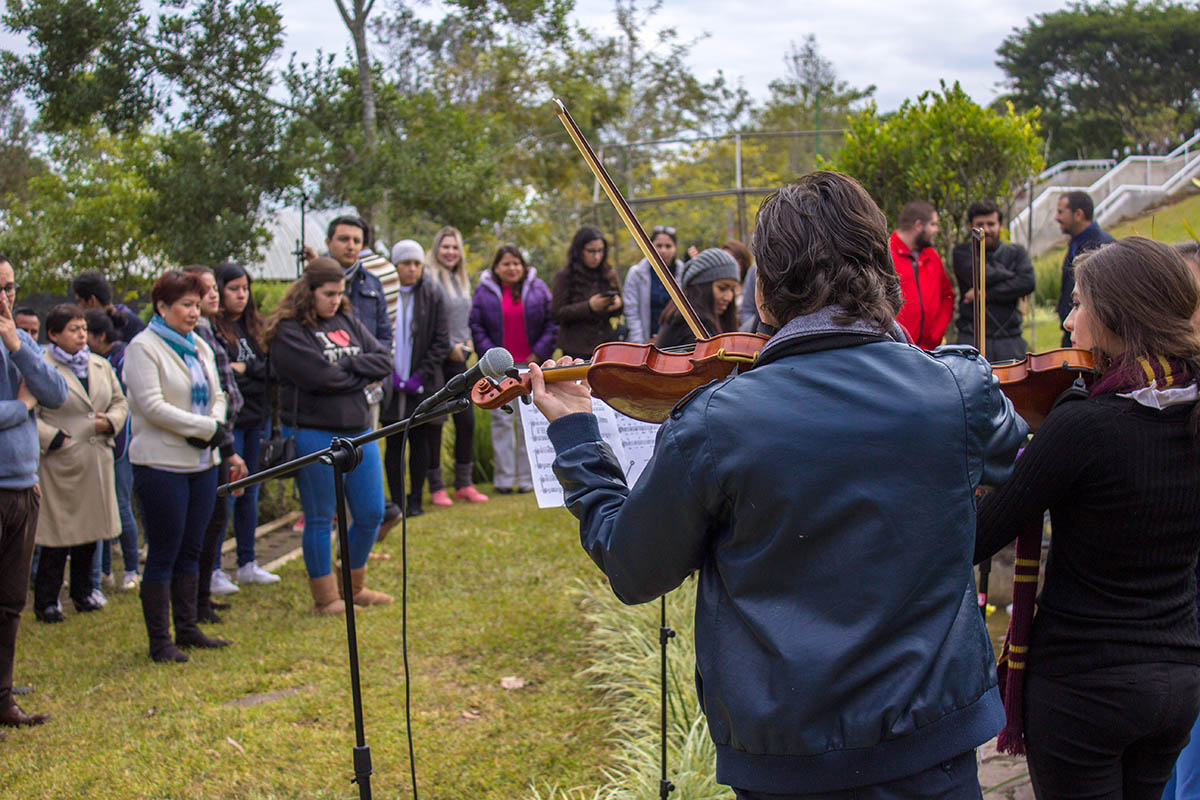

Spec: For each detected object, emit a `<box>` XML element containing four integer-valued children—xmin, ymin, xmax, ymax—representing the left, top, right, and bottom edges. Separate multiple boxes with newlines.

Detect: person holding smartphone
<box><xmin>551</xmin><ymin>226</ymin><xmax>622</xmax><ymax>359</ymax></box>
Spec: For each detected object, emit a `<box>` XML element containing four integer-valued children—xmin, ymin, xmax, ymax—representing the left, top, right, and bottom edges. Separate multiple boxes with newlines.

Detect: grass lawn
<box><xmin>7</xmin><ymin>489</ymin><xmax>614</xmax><ymax>799</ymax></box>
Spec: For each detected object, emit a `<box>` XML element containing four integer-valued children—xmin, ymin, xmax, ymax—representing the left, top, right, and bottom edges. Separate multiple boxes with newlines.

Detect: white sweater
<box><xmin>124</xmin><ymin>328</ymin><xmax>227</xmax><ymax>471</ymax></box>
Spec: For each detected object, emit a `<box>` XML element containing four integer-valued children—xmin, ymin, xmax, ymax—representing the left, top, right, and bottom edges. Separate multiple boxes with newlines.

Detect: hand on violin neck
<box><xmin>529</xmin><ymin>356</ymin><xmax>592</xmax><ymax>422</ymax></box>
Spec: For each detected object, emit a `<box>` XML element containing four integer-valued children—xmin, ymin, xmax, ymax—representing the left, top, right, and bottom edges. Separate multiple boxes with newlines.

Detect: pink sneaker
<box><xmin>453</xmin><ymin>485</ymin><xmax>490</xmax><ymax>503</ymax></box>
<box><xmin>430</xmin><ymin>489</ymin><xmax>453</xmax><ymax>507</ymax></box>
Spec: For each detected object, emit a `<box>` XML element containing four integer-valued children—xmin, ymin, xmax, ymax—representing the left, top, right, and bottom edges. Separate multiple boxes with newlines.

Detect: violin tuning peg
<box><xmin>500</xmin><ymin>404</ymin><xmax>515</xmax><ymax>414</ymax></box>
<box><xmin>504</xmin><ymin>368</ymin><xmax>520</xmax><ymax>380</ymax></box>
<box><xmin>520</xmin><ymin>393</ymin><xmax>532</xmax><ymax>406</ymax></box>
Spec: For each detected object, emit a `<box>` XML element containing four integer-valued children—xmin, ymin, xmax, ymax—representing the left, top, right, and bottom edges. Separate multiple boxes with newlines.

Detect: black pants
<box><xmin>1025</xmin><ymin>663</ymin><xmax>1200</xmax><ymax>800</ymax></box>
<box><xmin>0</xmin><ymin>487</ymin><xmax>38</xmax><ymax>709</ymax></box>
<box><xmin>33</xmin><ymin>542</ymin><xmax>95</xmax><ymax>611</ymax></box>
<box><xmin>735</xmin><ymin>748</ymin><xmax>980</xmax><ymax>799</ymax></box>
<box><xmin>383</xmin><ymin>401</ymin><xmax>441</xmax><ymax>508</ymax></box>
<box><xmin>427</xmin><ymin>357</ymin><xmax>476</xmax><ymax>490</ymax></box>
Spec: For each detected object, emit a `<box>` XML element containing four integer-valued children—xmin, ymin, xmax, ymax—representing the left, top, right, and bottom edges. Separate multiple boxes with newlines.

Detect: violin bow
<box><xmin>971</xmin><ymin>227</ymin><xmax>987</xmax><ymax>361</ymax></box>
<box><xmin>553</xmin><ymin>99</ymin><xmax>711</xmax><ymax>342</ymax></box>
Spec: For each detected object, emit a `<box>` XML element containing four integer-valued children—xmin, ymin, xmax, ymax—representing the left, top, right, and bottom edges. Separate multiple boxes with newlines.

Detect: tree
<box><xmin>755</xmin><ymin>35</ymin><xmax>874</xmax><ymax>174</ymax></box>
<box><xmin>832</xmin><ymin>82</ymin><xmax>1044</xmax><ymax>255</ymax></box>
<box><xmin>0</xmin><ymin>90</ymin><xmax>43</xmax><ymax>205</ymax></box>
<box><xmin>0</xmin><ymin>128</ymin><xmax>160</xmax><ymax>292</ymax></box>
<box><xmin>3</xmin><ymin>0</ymin><xmax>301</xmax><ymax>265</ymax></box>
<box><xmin>997</xmin><ymin>1</ymin><xmax>1200</xmax><ymax>162</ymax></box>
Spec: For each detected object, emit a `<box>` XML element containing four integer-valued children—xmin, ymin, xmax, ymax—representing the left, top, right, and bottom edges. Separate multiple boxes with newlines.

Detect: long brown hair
<box><xmin>1074</xmin><ymin>236</ymin><xmax>1200</xmax><ymax>433</ymax></box>
<box><xmin>263</xmin><ymin>258</ymin><xmax>351</xmax><ymax>344</ymax></box>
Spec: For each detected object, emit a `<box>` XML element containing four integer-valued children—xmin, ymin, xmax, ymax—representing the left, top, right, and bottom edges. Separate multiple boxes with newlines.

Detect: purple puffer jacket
<box><xmin>468</xmin><ymin>269</ymin><xmax>558</xmax><ymax>362</ymax></box>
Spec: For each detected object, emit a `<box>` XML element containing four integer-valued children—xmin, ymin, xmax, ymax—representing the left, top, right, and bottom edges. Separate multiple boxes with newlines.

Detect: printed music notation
<box><xmin>518</xmin><ymin>399</ymin><xmax>661</xmax><ymax>509</ymax></box>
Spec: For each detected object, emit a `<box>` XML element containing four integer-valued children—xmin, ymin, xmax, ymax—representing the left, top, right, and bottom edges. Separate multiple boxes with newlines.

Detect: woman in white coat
<box><xmin>31</xmin><ymin>305</ymin><xmax>128</xmax><ymax>623</ymax></box>
<box><xmin>125</xmin><ymin>270</ymin><xmax>245</xmax><ymax>663</ymax></box>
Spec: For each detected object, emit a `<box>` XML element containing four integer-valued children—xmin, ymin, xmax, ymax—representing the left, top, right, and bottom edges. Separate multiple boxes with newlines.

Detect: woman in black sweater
<box><xmin>976</xmin><ymin>236</ymin><xmax>1200</xmax><ymax>799</ymax></box>
<box><xmin>265</xmin><ymin>259</ymin><xmax>394</xmax><ymax>615</ymax></box>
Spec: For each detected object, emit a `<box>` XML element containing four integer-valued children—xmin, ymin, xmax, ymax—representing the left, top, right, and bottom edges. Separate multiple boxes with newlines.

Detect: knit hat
<box><xmin>681</xmin><ymin>248</ymin><xmax>739</xmax><ymax>287</ymax></box>
<box><xmin>391</xmin><ymin>239</ymin><xmax>424</xmax><ymax>264</ymax></box>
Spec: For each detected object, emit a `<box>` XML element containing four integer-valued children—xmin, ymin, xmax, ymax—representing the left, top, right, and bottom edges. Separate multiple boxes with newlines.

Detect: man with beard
<box><xmin>889</xmin><ymin>200</ymin><xmax>954</xmax><ymax>349</ymax></box>
<box><xmin>951</xmin><ymin>201</ymin><xmax>1036</xmax><ymax>362</ymax></box>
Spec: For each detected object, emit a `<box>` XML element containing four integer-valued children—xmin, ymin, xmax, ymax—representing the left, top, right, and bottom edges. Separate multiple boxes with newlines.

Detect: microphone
<box><xmin>411</xmin><ymin>347</ymin><xmax>514</xmax><ymax>416</ymax></box>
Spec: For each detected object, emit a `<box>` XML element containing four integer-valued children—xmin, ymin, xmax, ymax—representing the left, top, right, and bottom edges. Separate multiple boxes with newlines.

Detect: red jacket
<box><xmin>889</xmin><ymin>231</ymin><xmax>953</xmax><ymax>349</ymax></box>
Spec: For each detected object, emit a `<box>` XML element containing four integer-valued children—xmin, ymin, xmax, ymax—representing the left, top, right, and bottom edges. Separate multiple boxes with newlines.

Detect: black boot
<box><xmin>140</xmin><ymin>581</ymin><xmax>188</xmax><ymax>663</ymax></box>
<box><xmin>171</xmin><ymin>573</ymin><xmax>231</xmax><ymax>650</ymax></box>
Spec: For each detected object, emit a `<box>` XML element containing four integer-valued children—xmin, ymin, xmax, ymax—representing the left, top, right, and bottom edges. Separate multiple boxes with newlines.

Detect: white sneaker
<box><xmin>210</xmin><ymin>569</ymin><xmax>240</xmax><ymax>595</ymax></box>
<box><xmin>236</xmin><ymin>561</ymin><xmax>281</xmax><ymax>585</ymax></box>
<box><xmin>89</xmin><ymin>588</ymin><xmax>108</xmax><ymax>607</ymax></box>
<box><xmin>120</xmin><ymin>571</ymin><xmax>139</xmax><ymax>592</ymax></box>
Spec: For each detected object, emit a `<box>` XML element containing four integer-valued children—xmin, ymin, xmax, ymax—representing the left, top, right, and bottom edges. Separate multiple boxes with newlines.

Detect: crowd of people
<box><xmin>2</xmin><ymin>182</ymin><xmax>1200</xmax><ymax>799</ymax></box>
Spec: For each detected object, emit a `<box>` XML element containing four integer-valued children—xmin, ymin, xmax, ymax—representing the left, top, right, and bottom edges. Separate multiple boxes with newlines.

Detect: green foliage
<box><xmin>832</xmin><ymin>82</ymin><xmax>1044</xmax><ymax>254</ymax></box>
<box><xmin>530</xmin><ymin>579</ymin><xmax>732</xmax><ymax>800</ymax></box>
<box><xmin>0</xmin><ymin>128</ymin><xmax>160</xmax><ymax>292</ymax></box>
<box><xmin>3</xmin><ymin>0</ymin><xmax>300</xmax><ymax>267</ymax></box>
<box><xmin>997</xmin><ymin>1</ymin><xmax>1200</xmax><ymax>162</ymax></box>
<box><xmin>0</xmin><ymin>89</ymin><xmax>44</xmax><ymax>203</ymax></box>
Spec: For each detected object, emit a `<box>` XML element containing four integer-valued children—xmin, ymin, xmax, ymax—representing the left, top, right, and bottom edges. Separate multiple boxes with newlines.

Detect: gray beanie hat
<box><xmin>390</xmin><ymin>239</ymin><xmax>424</xmax><ymax>264</ymax></box>
<box><xmin>680</xmin><ymin>247</ymin><xmax>739</xmax><ymax>287</ymax></box>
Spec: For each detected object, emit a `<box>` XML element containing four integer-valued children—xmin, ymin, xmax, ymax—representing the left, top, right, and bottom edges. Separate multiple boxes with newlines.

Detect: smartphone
<box><xmin>599</xmin><ymin>289</ymin><xmax>618</xmax><ymax>297</ymax></box>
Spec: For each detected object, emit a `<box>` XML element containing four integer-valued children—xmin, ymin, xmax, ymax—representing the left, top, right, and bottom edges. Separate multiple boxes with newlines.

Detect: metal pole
<box><xmin>735</xmin><ymin>134</ymin><xmax>747</xmax><ymax>241</ymax></box>
<box><xmin>1028</xmin><ymin>178</ymin><xmax>1036</xmax><ymax>351</ymax></box>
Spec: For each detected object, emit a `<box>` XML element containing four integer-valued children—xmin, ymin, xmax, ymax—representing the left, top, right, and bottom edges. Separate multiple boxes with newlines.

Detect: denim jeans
<box><xmin>284</xmin><ymin>426</ymin><xmax>384</xmax><ymax>578</ymax></box>
<box><xmin>97</xmin><ymin>449</ymin><xmax>140</xmax><ymax>579</ymax></box>
<box><xmin>133</xmin><ymin>465</ymin><xmax>218</xmax><ymax>584</ymax></box>
<box><xmin>113</xmin><ymin>449</ymin><xmax>140</xmax><ymax>574</ymax></box>
<box><xmin>227</xmin><ymin>421</ymin><xmax>268</xmax><ymax>568</ymax></box>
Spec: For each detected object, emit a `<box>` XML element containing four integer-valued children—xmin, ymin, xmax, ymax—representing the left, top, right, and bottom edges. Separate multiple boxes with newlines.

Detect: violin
<box><xmin>993</xmin><ymin>348</ymin><xmax>1095</xmax><ymax>432</ymax></box>
<box><xmin>965</xmin><ymin>228</ymin><xmax>1096</xmax><ymax>431</ymax></box>
<box><xmin>471</xmin><ymin>333</ymin><xmax>767</xmax><ymax>423</ymax></box>
<box><xmin>469</xmin><ymin>99</ymin><xmax>768</xmax><ymax>423</ymax></box>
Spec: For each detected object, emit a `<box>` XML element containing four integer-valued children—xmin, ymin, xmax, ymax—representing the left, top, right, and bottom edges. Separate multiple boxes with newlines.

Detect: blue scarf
<box><xmin>49</xmin><ymin>343</ymin><xmax>91</xmax><ymax>380</ymax></box>
<box><xmin>149</xmin><ymin>315</ymin><xmax>211</xmax><ymax>412</ymax></box>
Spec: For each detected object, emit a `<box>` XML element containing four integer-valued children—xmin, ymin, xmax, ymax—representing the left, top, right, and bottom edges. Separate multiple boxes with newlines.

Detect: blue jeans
<box><xmin>99</xmin><ymin>450</ymin><xmax>140</xmax><ymax>576</ymax></box>
<box><xmin>133</xmin><ymin>465</ymin><xmax>218</xmax><ymax>584</ymax></box>
<box><xmin>227</xmin><ymin>422</ymin><xmax>268</xmax><ymax>568</ymax></box>
<box><xmin>285</xmin><ymin>427</ymin><xmax>383</xmax><ymax>578</ymax></box>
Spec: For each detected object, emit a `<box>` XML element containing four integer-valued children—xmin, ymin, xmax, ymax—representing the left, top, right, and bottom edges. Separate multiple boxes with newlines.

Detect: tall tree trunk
<box><xmin>335</xmin><ymin>0</ymin><xmax>378</xmax><ymax>226</ymax></box>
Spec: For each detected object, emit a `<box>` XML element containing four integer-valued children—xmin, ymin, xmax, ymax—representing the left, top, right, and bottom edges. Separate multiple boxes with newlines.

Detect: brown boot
<box><xmin>351</xmin><ymin>567</ymin><xmax>393</xmax><ymax>605</ymax></box>
<box><xmin>309</xmin><ymin>574</ymin><xmax>347</xmax><ymax>615</ymax></box>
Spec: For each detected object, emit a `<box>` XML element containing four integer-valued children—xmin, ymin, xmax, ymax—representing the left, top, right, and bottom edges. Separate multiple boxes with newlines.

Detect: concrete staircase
<box><xmin>1009</xmin><ymin>133</ymin><xmax>1200</xmax><ymax>256</ymax></box>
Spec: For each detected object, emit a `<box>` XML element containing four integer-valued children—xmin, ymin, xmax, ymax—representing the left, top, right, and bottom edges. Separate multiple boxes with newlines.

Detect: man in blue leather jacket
<box><xmin>530</xmin><ymin>172</ymin><xmax>1029</xmax><ymax>798</ymax></box>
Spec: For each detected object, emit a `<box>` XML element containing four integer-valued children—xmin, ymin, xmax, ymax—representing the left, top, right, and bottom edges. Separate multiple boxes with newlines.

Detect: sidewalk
<box><xmin>979</xmin><ymin>738</ymin><xmax>1034</xmax><ymax>798</ymax></box>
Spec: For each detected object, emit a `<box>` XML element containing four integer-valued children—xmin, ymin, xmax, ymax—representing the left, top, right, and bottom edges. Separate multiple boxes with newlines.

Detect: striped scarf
<box><xmin>995</xmin><ymin>354</ymin><xmax>1192</xmax><ymax>755</ymax></box>
<box><xmin>148</xmin><ymin>315</ymin><xmax>210</xmax><ymax>412</ymax></box>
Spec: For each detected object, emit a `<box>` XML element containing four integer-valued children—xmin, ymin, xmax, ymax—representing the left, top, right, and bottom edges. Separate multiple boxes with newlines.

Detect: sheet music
<box><xmin>520</xmin><ymin>397</ymin><xmax>667</xmax><ymax>508</ymax></box>
<box><xmin>520</xmin><ymin>398</ymin><xmax>629</xmax><ymax>509</ymax></box>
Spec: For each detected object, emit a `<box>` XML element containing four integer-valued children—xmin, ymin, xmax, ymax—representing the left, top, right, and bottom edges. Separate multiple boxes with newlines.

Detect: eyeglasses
<box><xmin>652</xmin><ymin>226</ymin><xmax>676</xmax><ymax>236</ymax></box>
<box><xmin>0</xmin><ymin>283</ymin><xmax>15</xmax><ymax>295</ymax></box>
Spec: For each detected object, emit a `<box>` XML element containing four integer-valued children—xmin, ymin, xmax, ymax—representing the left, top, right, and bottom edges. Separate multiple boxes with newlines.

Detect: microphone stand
<box><xmin>219</xmin><ymin>396</ymin><xmax>471</xmax><ymax>800</ymax></box>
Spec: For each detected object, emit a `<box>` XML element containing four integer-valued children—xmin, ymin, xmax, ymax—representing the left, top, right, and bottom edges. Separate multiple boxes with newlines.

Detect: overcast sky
<box><xmin>280</xmin><ymin>0</ymin><xmax>1062</xmax><ymax>112</ymax></box>
<box><xmin>1</xmin><ymin>0</ymin><xmax>1064</xmax><ymax>113</ymax></box>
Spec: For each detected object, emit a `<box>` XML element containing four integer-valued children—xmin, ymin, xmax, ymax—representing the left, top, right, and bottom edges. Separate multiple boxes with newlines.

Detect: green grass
<box><xmin>7</xmin><ymin>491</ymin><xmax>613</xmax><ymax>799</ymax></box>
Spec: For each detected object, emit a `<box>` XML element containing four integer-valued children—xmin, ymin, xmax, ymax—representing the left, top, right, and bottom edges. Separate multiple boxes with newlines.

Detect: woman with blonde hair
<box><xmin>424</xmin><ymin>226</ymin><xmax>488</xmax><ymax>505</ymax></box>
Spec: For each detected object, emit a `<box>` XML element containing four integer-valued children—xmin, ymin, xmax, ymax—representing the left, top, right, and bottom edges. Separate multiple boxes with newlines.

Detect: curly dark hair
<box><xmin>751</xmin><ymin>172</ymin><xmax>901</xmax><ymax>330</ymax></box>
